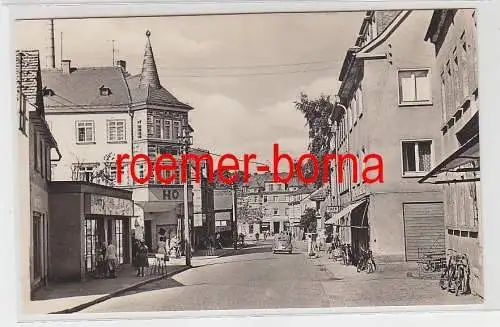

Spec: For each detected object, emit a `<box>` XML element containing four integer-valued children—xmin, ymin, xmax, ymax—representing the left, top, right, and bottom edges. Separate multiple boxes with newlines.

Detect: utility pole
<box><xmin>232</xmin><ymin>182</ymin><xmax>238</xmax><ymax>250</ymax></box>
<box><xmin>112</xmin><ymin>40</ymin><xmax>116</xmax><ymax>66</ymax></box>
<box><xmin>180</xmin><ymin>128</ymin><xmax>193</xmax><ymax>267</ymax></box>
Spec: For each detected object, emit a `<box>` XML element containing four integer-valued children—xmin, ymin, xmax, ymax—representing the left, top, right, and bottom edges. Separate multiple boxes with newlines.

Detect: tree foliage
<box><xmin>294</xmin><ymin>93</ymin><xmax>335</xmax><ymax>188</ymax></box>
<box><xmin>71</xmin><ymin>152</ymin><xmax>117</xmax><ymax>186</ymax></box>
<box><xmin>300</xmin><ymin>207</ymin><xmax>318</xmax><ymax>233</ymax></box>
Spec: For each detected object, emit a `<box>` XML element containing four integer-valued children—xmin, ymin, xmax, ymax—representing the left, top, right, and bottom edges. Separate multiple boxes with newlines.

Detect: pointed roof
<box><xmin>139</xmin><ymin>30</ymin><xmax>161</xmax><ymax>89</ymax></box>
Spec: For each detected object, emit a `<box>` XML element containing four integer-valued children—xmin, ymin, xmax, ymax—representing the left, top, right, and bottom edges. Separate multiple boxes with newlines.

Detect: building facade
<box><xmin>41</xmin><ymin>31</ymin><xmax>194</xmax><ymax>252</ymax></box>
<box><xmin>48</xmin><ymin>182</ymin><xmax>134</xmax><ymax>282</ymax></box>
<box><xmin>329</xmin><ymin>10</ymin><xmax>445</xmax><ymax>263</ymax></box>
<box><xmin>16</xmin><ymin>50</ymin><xmax>61</xmax><ymax>298</ymax></box>
<box><xmin>421</xmin><ymin>9</ymin><xmax>481</xmax><ymax>296</ymax></box>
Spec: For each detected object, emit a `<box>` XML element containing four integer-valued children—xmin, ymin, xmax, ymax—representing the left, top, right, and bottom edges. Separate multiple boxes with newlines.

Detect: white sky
<box><xmin>14</xmin><ymin>12</ymin><xmax>365</xmax><ymax>171</ymax></box>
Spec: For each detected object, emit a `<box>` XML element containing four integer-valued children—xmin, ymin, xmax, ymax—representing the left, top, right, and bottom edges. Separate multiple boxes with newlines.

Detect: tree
<box><xmin>295</xmin><ymin>93</ymin><xmax>335</xmax><ymax>188</ymax></box>
<box><xmin>71</xmin><ymin>152</ymin><xmax>116</xmax><ymax>186</ymax></box>
<box><xmin>237</xmin><ymin>201</ymin><xmax>264</xmax><ymax>225</ymax></box>
<box><xmin>300</xmin><ymin>207</ymin><xmax>317</xmax><ymax>233</ymax></box>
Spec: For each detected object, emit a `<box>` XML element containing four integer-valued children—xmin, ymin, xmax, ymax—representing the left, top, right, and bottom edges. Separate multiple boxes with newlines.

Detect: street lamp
<box><xmin>179</xmin><ymin>127</ymin><xmax>193</xmax><ymax>267</ymax></box>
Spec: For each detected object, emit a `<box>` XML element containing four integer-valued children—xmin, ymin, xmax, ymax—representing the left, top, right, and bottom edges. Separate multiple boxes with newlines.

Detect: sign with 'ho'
<box><xmin>163</xmin><ymin>189</ymin><xmax>181</xmax><ymax>201</ymax></box>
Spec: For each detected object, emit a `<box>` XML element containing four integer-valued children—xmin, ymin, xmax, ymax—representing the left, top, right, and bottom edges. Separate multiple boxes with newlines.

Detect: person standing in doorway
<box><xmin>105</xmin><ymin>241</ymin><xmax>118</xmax><ymax>278</ymax></box>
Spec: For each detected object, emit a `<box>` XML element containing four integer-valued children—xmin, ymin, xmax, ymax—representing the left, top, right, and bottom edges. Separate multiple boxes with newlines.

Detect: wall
<box><xmin>335</xmin><ymin>11</ymin><xmax>446</xmax><ymax>262</ymax></box>
<box><xmin>429</xmin><ymin>9</ymin><xmax>482</xmax><ymax>297</ymax></box>
<box><xmin>18</xmin><ymin>105</ymin><xmax>31</xmax><ymax>305</ymax></box>
<box><xmin>48</xmin><ymin>192</ymin><xmax>84</xmax><ymax>282</ymax></box>
<box><xmin>45</xmin><ymin>111</ymin><xmax>131</xmax><ymax>182</ymax></box>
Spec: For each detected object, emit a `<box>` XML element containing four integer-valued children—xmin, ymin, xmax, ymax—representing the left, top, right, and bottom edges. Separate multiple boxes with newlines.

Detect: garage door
<box><xmin>403</xmin><ymin>202</ymin><xmax>445</xmax><ymax>261</ymax></box>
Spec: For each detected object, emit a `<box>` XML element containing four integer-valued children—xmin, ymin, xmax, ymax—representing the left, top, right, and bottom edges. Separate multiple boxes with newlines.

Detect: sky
<box><xmin>14</xmin><ymin>12</ymin><xmax>365</xmax><ymax>171</ymax></box>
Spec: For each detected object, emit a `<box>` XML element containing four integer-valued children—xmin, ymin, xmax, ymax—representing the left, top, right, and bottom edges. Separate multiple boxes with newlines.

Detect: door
<box><xmin>403</xmin><ymin>202</ymin><xmax>445</xmax><ymax>261</ymax></box>
<box><xmin>144</xmin><ymin>220</ymin><xmax>152</xmax><ymax>250</ymax></box>
<box><xmin>273</xmin><ymin>222</ymin><xmax>280</xmax><ymax>234</ymax></box>
<box><xmin>32</xmin><ymin>212</ymin><xmax>42</xmax><ymax>280</ymax></box>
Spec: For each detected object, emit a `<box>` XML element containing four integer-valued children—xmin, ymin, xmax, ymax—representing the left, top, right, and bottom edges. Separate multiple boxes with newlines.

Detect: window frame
<box><xmin>397</xmin><ymin>68</ymin><xmax>433</xmax><ymax>106</ymax></box>
<box><xmin>107</xmin><ymin>119</ymin><xmax>126</xmax><ymax>143</ymax></box>
<box><xmin>75</xmin><ymin>120</ymin><xmax>95</xmax><ymax>144</ymax></box>
<box><xmin>137</xmin><ymin>120</ymin><xmax>142</xmax><ymax>140</ymax></box>
<box><xmin>400</xmin><ymin>139</ymin><xmax>435</xmax><ymax>177</ymax></box>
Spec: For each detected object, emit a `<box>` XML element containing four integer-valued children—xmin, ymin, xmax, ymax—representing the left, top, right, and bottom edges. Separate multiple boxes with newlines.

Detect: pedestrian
<box><xmin>97</xmin><ymin>241</ymin><xmax>107</xmax><ymax>278</ymax></box>
<box><xmin>105</xmin><ymin>241</ymin><xmax>118</xmax><ymax>278</ymax></box>
<box><xmin>136</xmin><ymin>240</ymin><xmax>149</xmax><ymax>277</ymax></box>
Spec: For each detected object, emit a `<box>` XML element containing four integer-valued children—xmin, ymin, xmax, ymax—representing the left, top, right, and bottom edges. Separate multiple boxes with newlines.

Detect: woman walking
<box><xmin>136</xmin><ymin>241</ymin><xmax>149</xmax><ymax>277</ymax></box>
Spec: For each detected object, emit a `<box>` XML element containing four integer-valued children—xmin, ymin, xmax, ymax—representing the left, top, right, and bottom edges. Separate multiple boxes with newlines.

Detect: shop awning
<box><xmin>325</xmin><ymin>199</ymin><xmax>367</xmax><ymax>225</ymax></box>
<box><xmin>135</xmin><ymin>201</ymin><xmax>180</xmax><ymax>213</ymax></box>
<box><xmin>419</xmin><ymin>133</ymin><xmax>480</xmax><ymax>184</ymax></box>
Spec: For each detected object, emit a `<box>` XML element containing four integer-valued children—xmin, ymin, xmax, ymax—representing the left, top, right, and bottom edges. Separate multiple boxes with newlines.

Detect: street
<box><xmin>81</xmin><ymin>241</ymin><xmax>480</xmax><ymax>313</ymax></box>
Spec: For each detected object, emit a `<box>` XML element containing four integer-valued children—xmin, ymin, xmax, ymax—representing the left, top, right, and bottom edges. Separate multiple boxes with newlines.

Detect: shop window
<box><xmin>84</xmin><ymin>219</ymin><xmax>97</xmax><ymax>272</ymax></box>
<box><xmin>115</xmin><ymin>220</ymin><xmax>124</xmax><ymax>264</ymax></box>
<box><xmin>401</xmin><ymin>140</ymin><xmax>432</xmax><ymax>176</ymax></box>
<box><xmin>398</xmin><ymin>69</ymin><xmax>432</xmax><ymax>105</ymax></box>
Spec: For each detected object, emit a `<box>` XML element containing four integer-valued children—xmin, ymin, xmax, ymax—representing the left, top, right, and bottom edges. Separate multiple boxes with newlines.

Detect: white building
<box><xmin>41</xmin><ymin>31</ymin><xmax>194</xmax><ymax>251</ymax></box>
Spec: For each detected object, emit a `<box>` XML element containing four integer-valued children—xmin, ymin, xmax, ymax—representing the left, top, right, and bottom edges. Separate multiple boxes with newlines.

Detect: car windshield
<box><xmin>277</xmin><ymin>234</ymin><xmax>289</xmax><ymax>241</ymax></box>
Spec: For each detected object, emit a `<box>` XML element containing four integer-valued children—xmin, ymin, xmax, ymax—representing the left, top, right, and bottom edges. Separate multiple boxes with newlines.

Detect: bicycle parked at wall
<box><xmin>356</xmin><ymin>247</ymin><xmax>376</xmax><ymax>273</ymax></box>
<box><xmin>440</xmin><ymin>251</ymin><xmax>470</xmax><ymax>296</ymax></box>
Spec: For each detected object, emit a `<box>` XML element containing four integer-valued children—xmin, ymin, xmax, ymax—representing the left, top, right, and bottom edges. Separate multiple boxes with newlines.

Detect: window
<box><xmin>137</xmin><ymin>120</ymin><xmax>142</xmax><ymax>139</ymax></box>
<box><xmin>107</xmin><ymin>120</ymin><xmax>126</xmax><ymax>142</ymax></box>
<box><xmin>99</xmin><ymin>86</ymin><xmax>111</xmax><ymax>96</ymax></box>
<box><xmin>76</xmin><ymin>121</ymin><xmax>95</xmax><ymax>143</ymax></box>
<box><xmin>440</xmin><ymin>73</ymin><xmax>447</xmax><ymax>123</ymax></box>
<box><xmin>74</xmin><ymin>164</ymin><xmax>96</xmax><ymax>182</ymax></box>
<box><xmin>269</xmin><ymin>184</ymin><xmax>273</xmax><ymax>192</ymax></box>
<box><xmin>154</xmin><ymin>119</ymin><xmax>162</xmax><ymax>138</ymax></box>
<box><xmin>84</xmin><ymin>218</ymin><xmax>97</xmax><ymax>272</ymax></box>
<box><xmin>138</xmin><ymin>162</ymin><xmax>145</xmax><ymax>179</ymax></box>
<box><xmin>285</xmin><ymin>208</ymin><xmax>289</xmax><ymax>216</ymax></box>
<box><xmin>172</xmin><ymin>121</ymin><xmax>181</xmax><ymax>140</ymax></box>
<box><xmin>398</xmin><ymin>69</ymin><xmax>431</xmax><ymax>104</ymax></box>
<box><xmin>276</xmin><ymin>184</ymin><xmax>282</xmax><ymax>191</ymax></box>
<box><xmin>249</xmin><ymin>224</ymin><xmax>254</xmax><ymax>234</ymax></box>
<box><xmin>163</xmin><ymin>120</ymin><xmax>172</xmax><ymax>139</ymax></box>
<box><xmin>273</xmin><ymin>208</ymin><xmax>279</xmax><ymax>216</ymax></box>
<box><xmin>263</xmin><ymin>196</ymin><xmax>267</xmax><ymax>203</ymax></box>
<box><xmin>357</xmin><ymin>86</ymin><xmax>364</xmax><ymax>115</ymax></box>
<box><xmin>273</xmin><ymin>196</ymin><xmax>278</xmax><ymax>202</ymax></box>
<box><xmin>115</xmin><ymin>219</ymin><xmax>124</xmax><ymax>264</ymax></box>
<box><xmin>402</xmin><ymin>140</ymin><xmax>432</xmax><ymax>175</ymax></box>
<box><xmin>460</xmin><ymin>32</ymin><xmax>469</xmax><ymax>99</ymax></box>
<box><xmin>18</xmin><ymin>94</ymin><xmax>27</xmax><ymax>133</ymax></box>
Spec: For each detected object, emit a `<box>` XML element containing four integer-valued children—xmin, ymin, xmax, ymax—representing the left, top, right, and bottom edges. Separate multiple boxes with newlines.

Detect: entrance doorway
<box><xmin>144</xmin><ymin>220</ymin><xmax>152</xmax><ymax>250</ymax></box>
<box><xmin>273</xmin><ymin>222</ymin><xmax>280</xmax><ymax>234</ymax></box>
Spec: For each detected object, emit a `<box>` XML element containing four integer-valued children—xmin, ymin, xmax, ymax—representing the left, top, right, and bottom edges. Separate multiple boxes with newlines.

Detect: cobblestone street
<box><xmin>78</xmin><ymin>241</ymin><xmax>481</xmax><ymax>313</ymax></box>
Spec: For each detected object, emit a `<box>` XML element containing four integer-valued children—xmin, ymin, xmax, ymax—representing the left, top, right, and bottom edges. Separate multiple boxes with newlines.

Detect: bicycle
<box><xmin>439</xmin><ymin>252</ymin><xmax>470</xmax><ymax>296</ymax></box>
<box><xmin>356</xmin><ymin>248</ymin><xmax>376</xmax><ymax>273</ymax></box>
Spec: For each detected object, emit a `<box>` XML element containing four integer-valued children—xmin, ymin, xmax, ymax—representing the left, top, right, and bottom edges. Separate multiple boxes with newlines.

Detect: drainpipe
<box><xmin>128</xmin><ymin>106</ymin><xmax>135</xmax><ymax>262</ymax></box>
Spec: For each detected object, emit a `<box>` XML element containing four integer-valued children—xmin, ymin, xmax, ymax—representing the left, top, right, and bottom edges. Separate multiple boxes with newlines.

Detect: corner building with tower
<box><xmin>41</xmin><ymin>30</ymin><xmax>196</xmax><ymax>253</ymax></box>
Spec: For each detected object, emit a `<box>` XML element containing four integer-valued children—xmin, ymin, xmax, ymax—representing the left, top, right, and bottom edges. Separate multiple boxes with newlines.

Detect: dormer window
<box><xmin>42</xmin><ymin>87</ymin><xmax>55</xmax><ymax>96</ymax></box>
<box><xmin>99</xmin><ymin>86</ymin><xmax>111</xmax><ymax>96</ymax></box>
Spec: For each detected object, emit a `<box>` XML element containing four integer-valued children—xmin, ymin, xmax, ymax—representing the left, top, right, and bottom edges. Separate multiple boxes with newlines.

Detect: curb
<box><xmin>49</xmin><ymin>266</ymin><xmax>191</xmax><ymax>314</ymax></box>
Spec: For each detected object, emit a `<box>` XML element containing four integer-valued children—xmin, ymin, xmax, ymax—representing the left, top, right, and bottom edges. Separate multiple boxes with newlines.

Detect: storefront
<box><xmin>48</xmin><ymin>181</ymin><xmax>134</xmax><ymax>282</ymax></box>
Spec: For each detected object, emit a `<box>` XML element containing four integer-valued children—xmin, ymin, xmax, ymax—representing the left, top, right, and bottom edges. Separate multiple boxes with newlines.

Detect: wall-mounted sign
<box><xmin>88</xmin><ymin>194</ymin><xmax>133</xmax><ymax>216</ymax></box>
<box><xmin>163</xmin><ymin>189</ymin><xmax>180</xmax><ymax>201</ymax></box>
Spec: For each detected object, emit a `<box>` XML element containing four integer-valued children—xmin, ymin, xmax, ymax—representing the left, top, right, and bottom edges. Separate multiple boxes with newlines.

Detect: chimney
<box><xmin>47</xmin><ymin>19</ymin><xmax>56</xmax><ymax>69</ymax></box>
<box><xmin>116</xmin><ymin>60</ymin><xmax>126</xmax><ymax>71</ymax></box>
<box><xmin>62</xmin><ymin>59</ymin><xmax>71</xmax><ymax>74</ymax></box>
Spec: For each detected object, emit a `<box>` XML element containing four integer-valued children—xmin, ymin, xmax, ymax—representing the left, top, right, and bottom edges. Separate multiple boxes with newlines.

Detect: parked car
<box><xmin>273</xmin><ymin>233</ymin><xmax>292</xmax><ymax>254</ymax></box>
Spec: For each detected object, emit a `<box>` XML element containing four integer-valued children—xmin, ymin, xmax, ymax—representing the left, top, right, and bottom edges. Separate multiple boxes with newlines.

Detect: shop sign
<box><xmin>89</xmin><ymin>194</ymin><xmax>133</xmax><ymax>216</ymax></box>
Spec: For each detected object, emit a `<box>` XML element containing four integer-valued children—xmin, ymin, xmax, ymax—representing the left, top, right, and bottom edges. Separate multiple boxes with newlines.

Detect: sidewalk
<box><xmin>25</xmin><ymin>260</ymin><xmax>188</xmax><ymax>315</ymax></box>
<box><xmin>25</xmin><ymin>247</ymin><xmax>240</xmax><ymax>316</ymax></box>
<box><xmin>299</xmin><ymin>241</ymin><xmax>482</xmax><ymax>306</ymax></box>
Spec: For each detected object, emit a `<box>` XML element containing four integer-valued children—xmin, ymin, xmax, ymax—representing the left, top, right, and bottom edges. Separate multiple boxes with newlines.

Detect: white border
<box><xmin>1</xmin><ymin>1</ymin><xmax>500</xmax><ymax>327</ymax></box>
